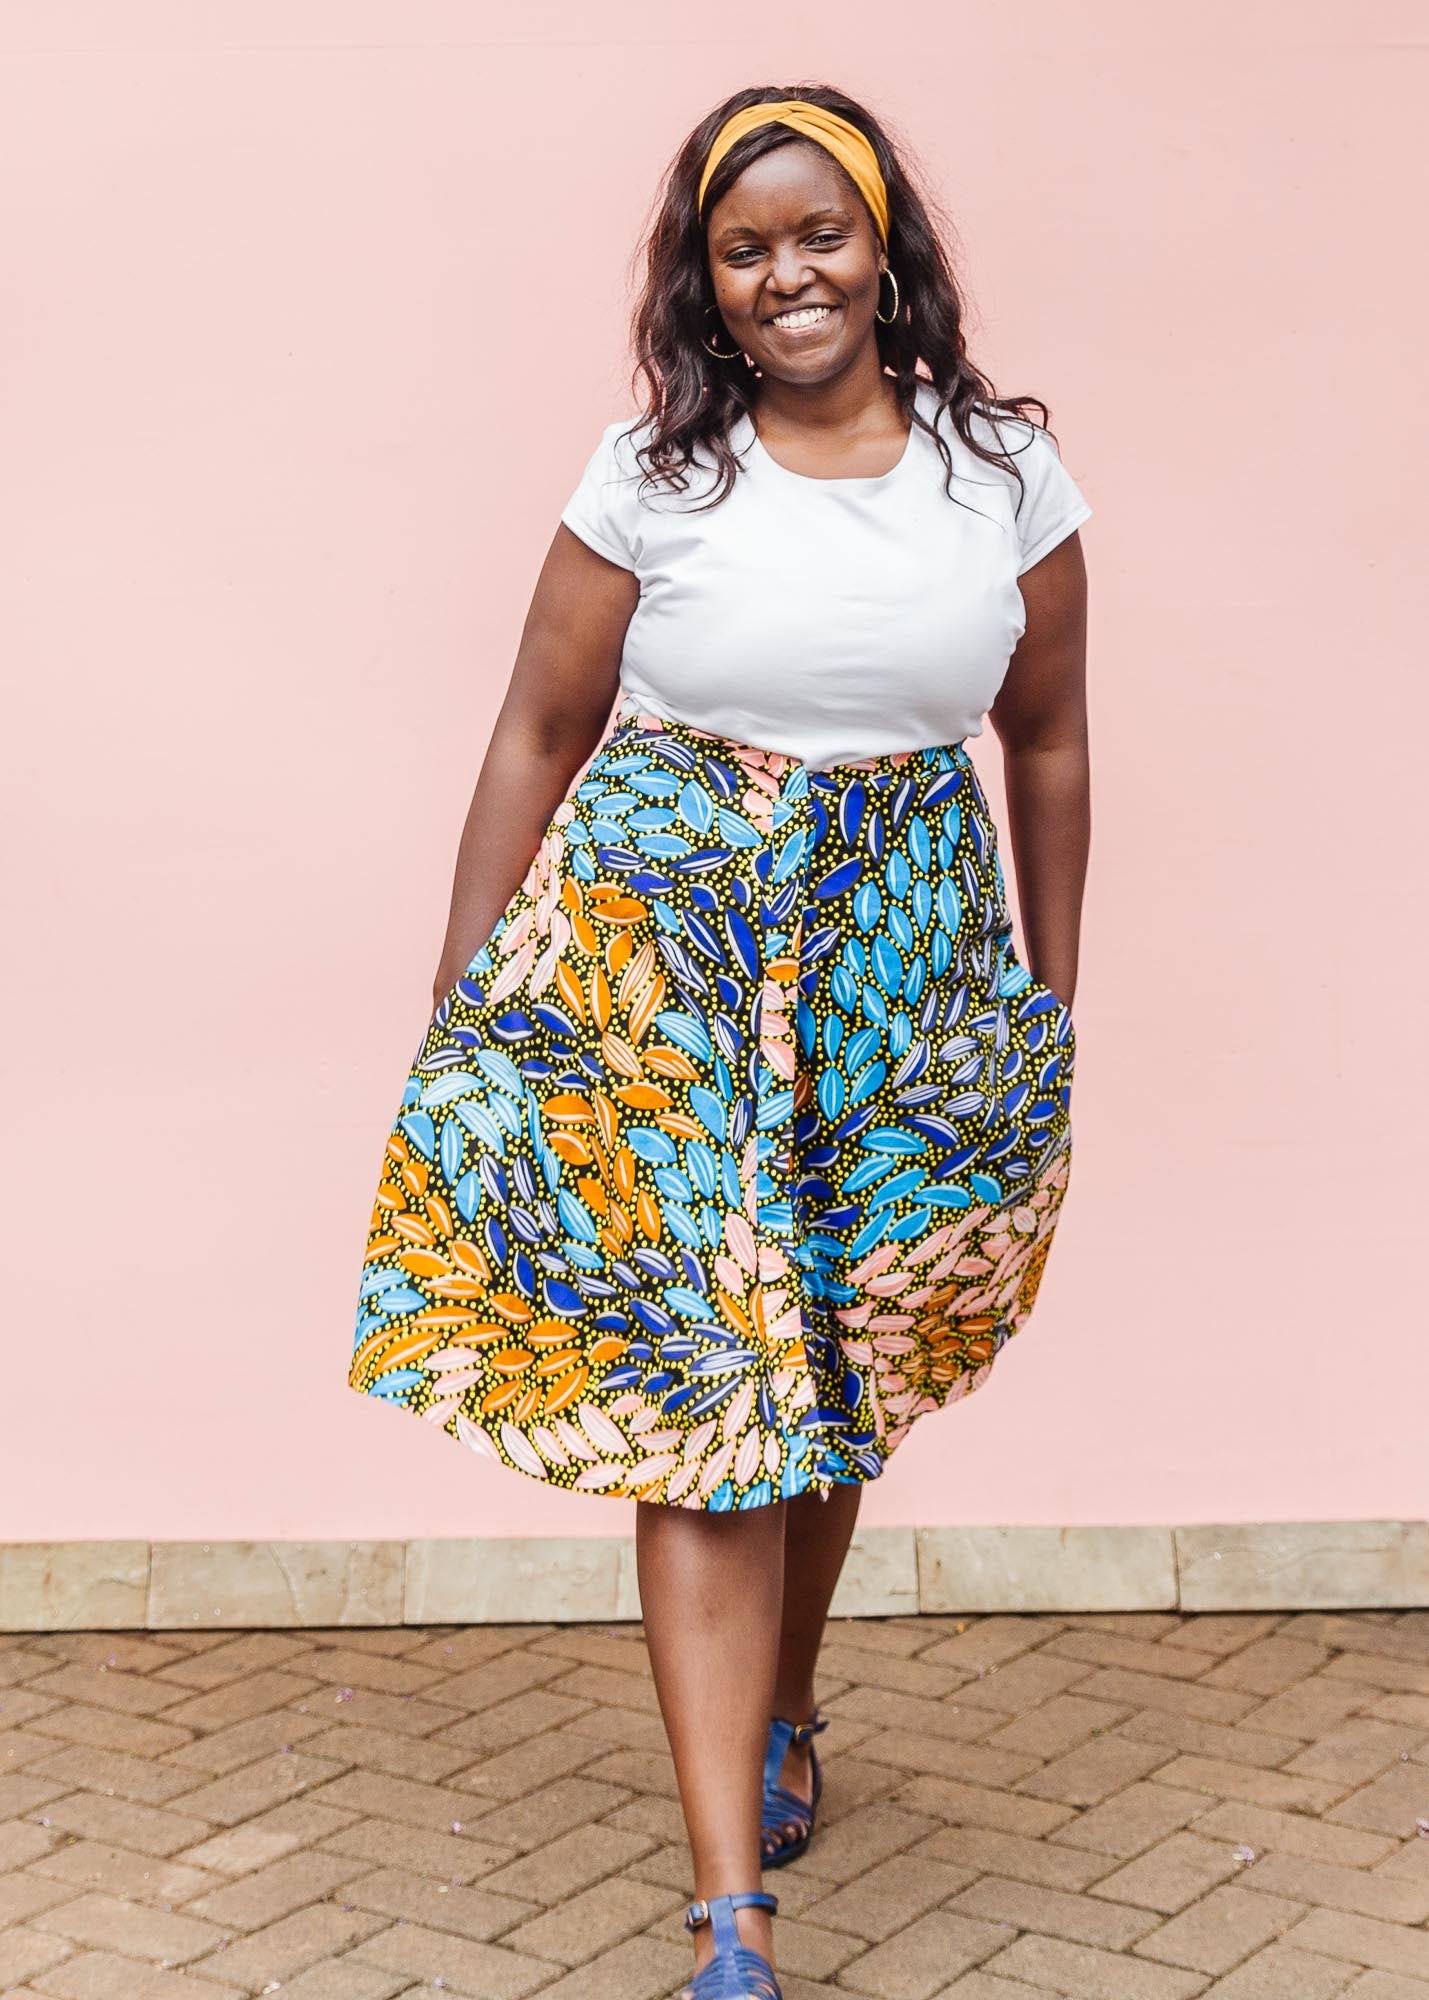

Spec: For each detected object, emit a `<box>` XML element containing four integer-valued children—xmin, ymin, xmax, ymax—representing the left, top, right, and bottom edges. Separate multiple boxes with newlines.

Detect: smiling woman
<box><xmin>347</xmin><ymin>81</ymin><xmax>1092</xmax><ymax>2000</ymax></box>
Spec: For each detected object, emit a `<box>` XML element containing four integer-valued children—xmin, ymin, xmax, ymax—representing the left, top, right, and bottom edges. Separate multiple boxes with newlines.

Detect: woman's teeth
<box><xmin>771</xmin><ymin>306</ymin><xmax>834</xmax><ymax>331</ymax></box>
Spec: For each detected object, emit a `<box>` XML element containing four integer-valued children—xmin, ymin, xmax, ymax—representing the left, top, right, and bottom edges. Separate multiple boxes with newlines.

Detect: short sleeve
<box><xmin>1007</xmin><ymin>422</ymin><xmax>1093</xmax><ymax>575</ymax></box>
<box><xmin>559</xmin><ymin>420</ymin><xmax>640</xmax><ymax>572</ymax></box>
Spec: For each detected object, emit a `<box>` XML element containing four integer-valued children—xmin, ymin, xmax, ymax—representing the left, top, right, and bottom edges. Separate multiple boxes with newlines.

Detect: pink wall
<box><xmin>4</xmin><ymin>3</ymin><xmax>1425</xmax><ymax>1542</ymax></box>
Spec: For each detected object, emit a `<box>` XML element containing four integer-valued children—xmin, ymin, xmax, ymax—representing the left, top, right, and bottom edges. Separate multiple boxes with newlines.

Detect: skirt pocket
<box><xmin>995</xmin><ymin>924</ymin><xmax>1077</xmax><ymax>1050</ymax></box>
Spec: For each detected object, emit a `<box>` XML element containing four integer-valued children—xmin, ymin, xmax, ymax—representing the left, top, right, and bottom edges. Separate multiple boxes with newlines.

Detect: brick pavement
<box><xmin>1</xmin><ymin>1608</ymin><xmax>1427</xmax><ymax>1997</ymax></box>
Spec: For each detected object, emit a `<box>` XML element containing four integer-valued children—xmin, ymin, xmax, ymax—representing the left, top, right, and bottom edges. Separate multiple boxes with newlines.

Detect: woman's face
<box><xmin>704</xmin><ymin>141</ymin><xmax>886</xmax><ymax>385</ymax></box>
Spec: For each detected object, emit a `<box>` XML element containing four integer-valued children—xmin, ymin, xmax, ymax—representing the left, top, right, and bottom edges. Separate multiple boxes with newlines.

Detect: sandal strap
<box><xmin>685</xmin><ymin>1891</ymin><xmax>782</xmax><ymax>2000</ymax></box>
<box><xmin>762</xmin><ymin>1713</ymin><xmax>827</xmax><ymax>1800</ymax></box>
<box><xmin>761</xmin><ymin>1778</ymin><xmax>814</xmax><ymax>1835</ymax></box>
<box><xmin>685</xmin><ymin>1890</ymin><xmax>779</xmax><ymax>1931</ymax></box>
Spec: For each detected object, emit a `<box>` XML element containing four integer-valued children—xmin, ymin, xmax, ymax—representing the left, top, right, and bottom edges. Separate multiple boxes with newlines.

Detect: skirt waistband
<box><xmin>609</xmin><ymin>703</ymin><xmax>971</xmax><ymax>786</ymax></box>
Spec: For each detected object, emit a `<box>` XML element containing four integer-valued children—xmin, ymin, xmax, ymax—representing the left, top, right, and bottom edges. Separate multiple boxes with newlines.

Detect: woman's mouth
<box><xmin>767</xmin><ymin>304</ymin><xmax>838</xmax><ymax>336</ymax></box>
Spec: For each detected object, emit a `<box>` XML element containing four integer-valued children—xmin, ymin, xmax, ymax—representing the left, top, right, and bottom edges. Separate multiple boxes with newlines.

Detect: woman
<box><xmin>350</xmin><ymin>83</ymin><xmax>1090</xmax><ymax>2000</ymax></box>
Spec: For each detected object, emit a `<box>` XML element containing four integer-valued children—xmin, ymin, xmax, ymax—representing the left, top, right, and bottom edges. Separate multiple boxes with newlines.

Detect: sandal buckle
<box><xmin>684</xmin><ymin>1898</ymin><xmax>710</xmax><ymax>1931</ymax></box>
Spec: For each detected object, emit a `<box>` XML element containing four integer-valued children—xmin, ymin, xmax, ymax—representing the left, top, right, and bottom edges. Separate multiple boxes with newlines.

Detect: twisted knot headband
<box><xmin>696</xmin><ymin>98</ymin><xmax>890</xmax><ymax>250</ymax></box>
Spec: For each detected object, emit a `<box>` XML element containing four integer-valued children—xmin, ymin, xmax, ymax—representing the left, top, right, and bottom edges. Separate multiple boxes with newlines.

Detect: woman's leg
<box><xmin>763</xmin><ymin>1481</ymin><xmax>862</xmax><ymax>1856</ymax></box>
<box><xmin>637</xmin><ymin>1498</ymin><xmax>786</xmax><ymax>1986</ymax></box>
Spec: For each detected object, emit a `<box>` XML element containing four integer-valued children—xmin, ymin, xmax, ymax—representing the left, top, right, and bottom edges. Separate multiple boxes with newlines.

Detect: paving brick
<box><xmin>1189</xmin><ymin>1801</ymin><xmax>1399</xmax><ymax>1868</ymax></box>
<box><xmin>23</xmin><ymin>1665</ymin><xmax>183</xmax><ymax>1718</ymax></box>
<box><xmin>1321</xmin><ymin>1655</ymin><xmax>1429</xmax><ymax>1698</ymax></box>
<box><xmin>32</xmin><ymin>1947</ymin><xmax>246</xmax><ymax>1997</ymax></box>
<box><xmin>436</xmin><ymin>1687</ymin><xmax>596</xmax><ymax>1757</ymax></box>
<box><xmin>1324</xmin><ymin>1762</ymin><xmax>1429</xmax><ymax>1836</ymax></box>
<box><xmin>1047</xmin><ymin>1780</ymin><xmax>1216</xmax><ymax>1857</ymax></box>
<box><xmin>0</xmin><ymin>1867</ymin><xmax>77</xmax><ymax>1926</ymax></box>
<box><xmin>464</xmin><ymin>1775</ymin><xmax>632</xmax><ymax>1853</ymax></box>
<box><xmin>528</xmin><ymin>1628</ymin><xmax>654</xmax><ymax>1675</ymax></box>
<box><xmin>338</xmin><ymin>1861</ymin><xmax>538</xmax><ymax>1938</ymax></box>
<box><xmin>151</xmin><ymin>1634</ymin><xmax>310</xmax><ymax>1688</ymax></box>
<box><xmin>798</xmin><ymin>1851</ymin><xmax>975</xmax><ymax>1941</ymax></box>
<box><xmin>0</xmin><ymin>1818</ymin><xmax>63</xmax><ymax>1868</ymax></box>
<box><xmin>348</xmin><ymin>1914</ymin><xmax>552</xmax><ymax>1997</ymax></box>
<box><xmin>24</xmin><ymin>1849</ymin><xmax>214</xmax><ymax>1930</ymax></box>
<box><xmin>981</xmin><ymin>1693</ymin><xmax>1137</xmax><ymax>1762</ymax></box>
<box><xmin>570</xmin><ymin>1747</ymin><xmax>681</xmax><ymax>1798</ymax></box>
<box><xmin>500</xmin><ymin>1873</ymin><xmax>680</xmax><ymax>1964</ymax></box>
<box><xmin>827</xmin><ymin>1685</ymin><xmax>1004</xmax><ymax>1744</ymax></box>
<box><xmin>772</xmin><ymin>1802</ymin><xmax>937</xmax><ymax>1885</ymax></box>
<box><xmin>513</xmin><ymin>1933</ymin><xmax>690</xmax><ymax>2000</ymax></box>
<box><xmin>856</xmin><ymin>1729</ymin><xmax>1043</xmax><ymax>1790</ymax></box>
<box><xmin>1234</xmin><ymin>1846</ymin><xmax>1426</xmax><ymax>1925</ymax></box>
<box><xmin>975</xmin><ymin>1930</ymin><xmax>1210</xmax><ymax>1996</ymax></box>
<box><xmin>1340</xmin><ymin>1973</ymin><xmax>1429</xmax><ymax>1999</ymax></box>
<box><xmin>181</xmin><ymin>1846</ymin><xmax>369</xmax><ymax>1928</ymax></box>
<box><xmin>1088</xmin><ymin>1830</ymin><xmax>1245</xmax><ymax>1913</ymax></box>
<box><xmin>911</xmin><ymin>1823</ymin><xmax>1109</xmax><ymax>1892</ymax></box>
<box><xmin>1042</xmin><ymin>1631</ymin><xmax>1223</xmax><ymax>1681</ymax></box>
<box><xmin>1013</xmin><ymin>1731</ymin><xmax>1178</xmax><ymax>1805</ymax></box>
<box><xmin>1160</xmin><ymin>1616</ymin><xmax>1288</xmax><ymax>1658</ymax></box>
<box><xmin>33</xmin><ymin>1793</ymin><xmax>216</xmax><ymax>1856</ymax></box>
<box><xmin>151</xmin><ymin>1670</ymin><xmax>322</xmax><ymax>1732</ymax></box>
<box><xmin>161</xmin><ymin>1706</ymin><xmax>336</xmax><ymax>1777</ymax></box>
<box><xmin>1117</xmin><ymin>1707</ymin><xmax>1304</xmax><ymax>1769</ymax></box>
<box><xmin>1280</xmin><ymin>1909</ymin><xmax>1429</xmax><ymax>1981</ymax></box>
<box><xmin>318</xmin><ymin>1811</ymin><xmax>512</xmax><ymax>1881</ymax></box>
<box><xmin>269</xmin><ymin>1959</ymin><xmax>414</xmax><ymax>1999</ymax></box>
<box><xmin>1248</xmin><ymin>1677</ymin><xmax>1385</xmax><ymax>1743</ymax></box>
<box><xmin>948</xmin><ymin>1872</ymin><xmax>1162</xmax><ymax>1950</ymax></box>
<box><xmin>836</xmin><ymin>1909</ymin><xmax>1012</xmax><ymax>1997</ymax></box>
<box><xmin>933</xmin><ymin>1650</ymin><xmax>1094</xmax><ymax>1717</ymax></box>
<box><xmin>1283</xmin><ymin>1719</ymin><xmax>1428</xmax><ymax>1788</ymax></box>
<box><xmin>478</xmin><ymin>1824</ymin><xmax>656</xmax><ymax>1903</ymax></box>
<box><xmin>1196</xmin><ymin>1942</ymin><xmax>1358</xmax><ymax>1995</ymax></box>
<box><xmin>1056</xmin><ymin>1666</ymin><xmax>1259</xmax><ymax>1725</ymax></box>
<box><xmin>937</xmin><ymin>1973</ymin><xmax>1061</xmax><ymax>1999</ymax></box>
<box><xmin>554</xmin><ymin>1703</ymin><xmax>673</xmax><ymax>1754</ymax></box>
<box><xmin>816</xmin><ymin>1644</ymin><xmax>967</xmax><ymax>1700</ymax></box>
<box><xmin>1132</xmin><ymin>1882</ymin><xmax>1307</xmax><ymax>1973</ymax></box>
<box><xmin>1373</xmin><ymin>1835</ymin><xmax>1429</xmax><ymax>1883</ymax></box>
<box><xmin>452</xmin><ymin>1727</ymin><xmax>610</xmax><ymax>1800</ymax></box>
<box><xmin>918</xmin><ymin>1617</ymin><xmax>1068</xmax><ymax>1674</ymax></box>
<box><xmin>893</xmin><ymin>1775</ymin><xmax>1076</xmax><ymax>1840</ymax></box>
<box><xmin>293</xmin><ymin>1719</ymin><xmax>473</xmax><ymax>1783</ymax></box>
<box><xmin>0</xmin><ymin>1925</ymin><xmax>76</xmax><ymax>1987</ymax></box>
<box><xmin>29</xmin><ymin>1889</ymin><xmax>233</xmax><ymax>1963</ymax></box>
<box><xmin>1143</xmin><ymin>1754</ymin><xmax>1345</xmax><ymax>1814</ymax></box>
<box><xmin>1205</xmin><ymin>1639</ymin><xmax>1333</xmax><ymax>1697</ymax></box>
<box><xmin>25</xmin><ymin>1741</ymin><xmax>200</xmax><ymax>1809</ymax></box>
<box><xmin>188</xmin><ymin>1902</ymin><xmax>388</xmax><ymax>1987</ymax></box>
<box><xmin>183</xmin><ymin>1796</ymin><xmax>359</xmax><ymax>1872</ymax></box>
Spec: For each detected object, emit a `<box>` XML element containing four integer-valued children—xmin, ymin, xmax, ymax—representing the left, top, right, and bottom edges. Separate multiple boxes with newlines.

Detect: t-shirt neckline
<box><xmin>739</xmin><ymin>384</ymin><xmax>929</xmax><ymax>490</ymax></box>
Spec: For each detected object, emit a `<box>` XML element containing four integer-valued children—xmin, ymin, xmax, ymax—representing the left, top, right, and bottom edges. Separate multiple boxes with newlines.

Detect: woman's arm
<box><xmin>430</xmin><ymin>524</ymin><xmax>639</xmax><ymax>1007</ymax></box>
<box><xmin>987</xmin><ymin>531</ymin><xmax>1090</xmax><ymax>1014</ymax></box>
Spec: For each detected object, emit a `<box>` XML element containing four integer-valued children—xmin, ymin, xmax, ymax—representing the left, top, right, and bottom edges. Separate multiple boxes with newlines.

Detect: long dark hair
<box><xmin>619</xmin><ymin>81</ymin><xmax>1057</xmax><ymax>516</ymax></box>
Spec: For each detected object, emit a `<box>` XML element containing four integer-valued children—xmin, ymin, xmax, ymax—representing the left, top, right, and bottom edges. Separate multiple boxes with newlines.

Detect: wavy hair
<box><xmin>616</xmin><ymin>81</ymin><xmax>1058</xmax><ymax>517</ymax></box>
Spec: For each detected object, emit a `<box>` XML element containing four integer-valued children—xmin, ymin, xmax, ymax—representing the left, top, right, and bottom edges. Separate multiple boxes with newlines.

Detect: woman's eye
<box><xmin>727</xmin><ymin>234</ymin><xmax>845</xmax><ymax>263</ymax></box>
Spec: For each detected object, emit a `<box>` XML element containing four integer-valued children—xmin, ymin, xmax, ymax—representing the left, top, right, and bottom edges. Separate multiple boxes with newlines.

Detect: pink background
<box><xmin>4</xmin><ymin>3</ymin><xmax>1425</xmax><ymax>1541</ymax></box>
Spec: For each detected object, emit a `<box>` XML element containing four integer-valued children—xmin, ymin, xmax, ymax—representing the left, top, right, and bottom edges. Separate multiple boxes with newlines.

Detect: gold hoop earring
<box><xmin>702</xmin><ymin>305</ymin><xmax>742</xmax><ymax>358</ymax></box>
<box><xmin>875</xmin><ymin>266</ymin><xmax>901</xmax><ymax>325</ymax></box>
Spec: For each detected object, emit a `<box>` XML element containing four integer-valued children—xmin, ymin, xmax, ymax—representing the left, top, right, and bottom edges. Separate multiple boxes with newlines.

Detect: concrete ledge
<box><xmin>0</xmin><ymin>1521</ymin><xmax>1424</xmax><ymax>1630</ymax></box>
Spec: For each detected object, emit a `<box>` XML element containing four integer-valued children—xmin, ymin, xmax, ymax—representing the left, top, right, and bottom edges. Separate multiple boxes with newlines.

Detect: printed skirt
<box><xmin>348</xmin><ymin>707</ymin><xmax>1077</xmax><ymax>1510</ymax></box>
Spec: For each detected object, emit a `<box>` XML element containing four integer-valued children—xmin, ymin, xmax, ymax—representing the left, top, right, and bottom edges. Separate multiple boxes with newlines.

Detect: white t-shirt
<box><xmin>559</xmin><ymin>376</ymin><xmax>1091</xmax><ymax>771</ymax></box>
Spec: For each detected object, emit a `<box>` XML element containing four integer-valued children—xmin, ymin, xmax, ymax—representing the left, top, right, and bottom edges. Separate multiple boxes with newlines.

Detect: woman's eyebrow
<box><xmin>712</xmin><ymin>206</ymin><xmax>857</xmax><ymax>246</ymax></box>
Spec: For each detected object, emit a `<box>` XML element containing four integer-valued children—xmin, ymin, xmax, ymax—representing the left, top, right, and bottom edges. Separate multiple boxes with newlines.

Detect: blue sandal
<box><xmin>682</xmin><ymin>1889</ymin><xmax>781</xmax><ymax>1999</ymax></box>
<box><xmin>760</xmin><ymin>1712</ymin><xmax>829</xmax><ymax>1868</ymax></box>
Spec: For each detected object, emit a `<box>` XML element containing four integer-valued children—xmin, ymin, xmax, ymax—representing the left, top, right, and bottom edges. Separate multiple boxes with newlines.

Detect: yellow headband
<box><xmin>696</xmin><ymin>98</ymin><xmax>890</xmax><ymax>249</ymax></box>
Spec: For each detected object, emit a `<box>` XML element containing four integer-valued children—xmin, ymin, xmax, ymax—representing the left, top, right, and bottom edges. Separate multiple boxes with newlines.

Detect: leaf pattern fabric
<box><xmin>349</xmin><ymin>709</ymin><xmax>1076</xmax><ymax>1510</ymax></box>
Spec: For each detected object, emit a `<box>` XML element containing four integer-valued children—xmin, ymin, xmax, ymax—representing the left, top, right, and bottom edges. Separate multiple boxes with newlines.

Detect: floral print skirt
<box><xmin>348</xmin><ymin>706</ymin><xmax>1077</xmax><ymax>1510</ymax></box>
